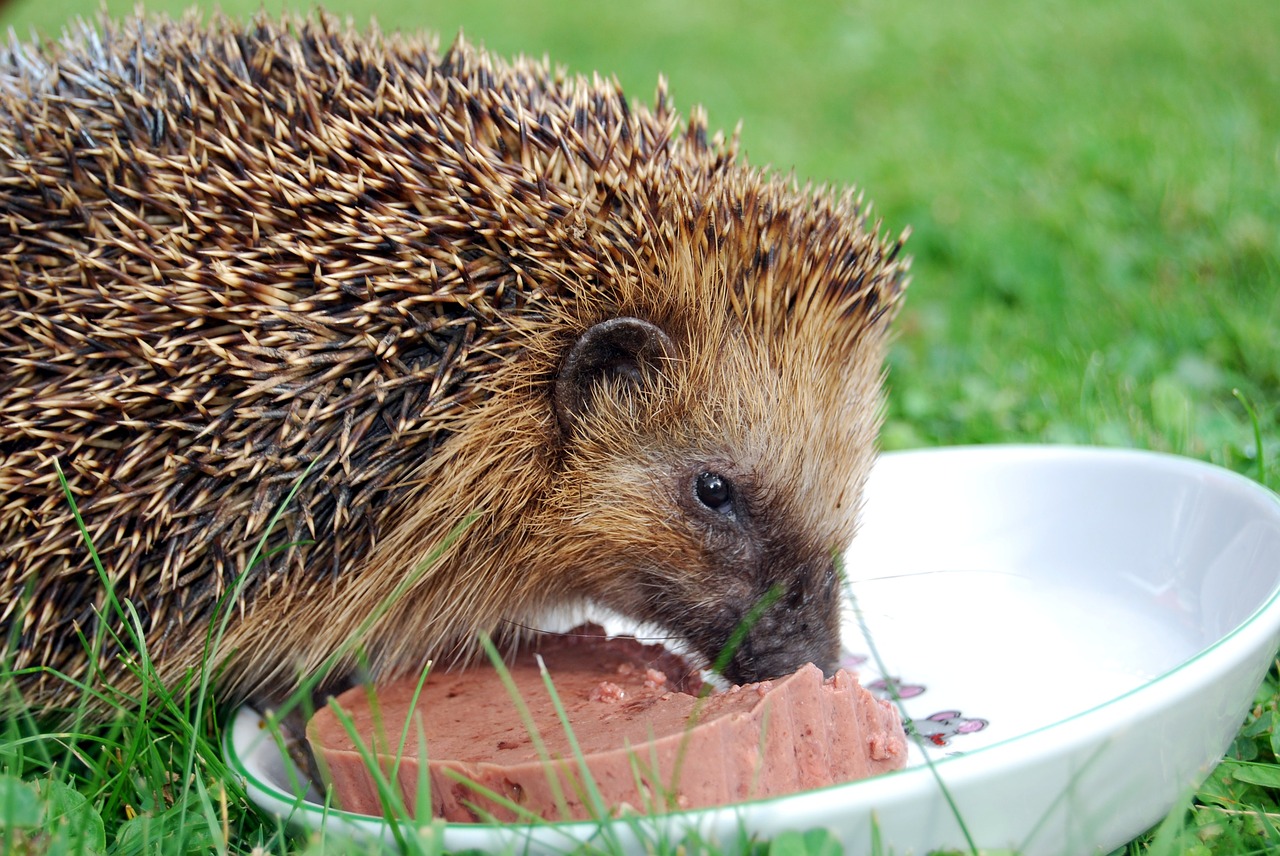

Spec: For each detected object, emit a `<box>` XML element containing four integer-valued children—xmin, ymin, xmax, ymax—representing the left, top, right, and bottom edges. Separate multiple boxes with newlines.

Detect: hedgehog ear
<box><xmin>555</xmin><ymin>317</ymin><xmax>676</xmax><ymax>436</ymax></box>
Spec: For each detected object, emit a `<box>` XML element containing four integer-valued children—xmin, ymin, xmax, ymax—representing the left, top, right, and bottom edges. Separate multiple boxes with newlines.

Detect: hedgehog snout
<box><xmin>716</xmin><ymin>615</ymin><xmax>842</xmax><ymax>685</ymax></box>
<box><xmin>697</xmin><ymin>553</ymin><xmax>843</xmax><ymax>685</ymax></box>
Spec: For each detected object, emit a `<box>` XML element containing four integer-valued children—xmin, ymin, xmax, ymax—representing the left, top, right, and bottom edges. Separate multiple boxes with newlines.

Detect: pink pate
<box><xmin>306</xmin><ymin>627</ymin><xmax>906</xmax><ymax>822</ymax></box>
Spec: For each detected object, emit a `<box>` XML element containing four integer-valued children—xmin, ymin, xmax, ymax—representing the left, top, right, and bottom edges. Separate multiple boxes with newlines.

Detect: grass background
<box><xmin>1</xmin><ymin>0</ymin><xmax>1277</xmax><ymax>853</ymax></box>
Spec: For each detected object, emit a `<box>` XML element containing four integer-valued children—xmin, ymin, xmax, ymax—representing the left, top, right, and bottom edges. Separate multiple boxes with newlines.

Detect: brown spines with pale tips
<box><xmin>0</xmin><ymin>11</ymin><xmax>907</xmax><ymax>713</ymax></box>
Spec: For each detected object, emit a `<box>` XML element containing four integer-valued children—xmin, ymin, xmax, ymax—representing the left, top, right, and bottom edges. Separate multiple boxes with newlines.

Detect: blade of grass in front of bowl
<box><xmin>534</xmin><ymin>651</ymin><xmax>612</xmax><ymax>824</ymax></box>
<box><xmin>478</xmin><ymin>631</ymin><xmax>574</xmax><ymax>821</ymax></box>
<box><xmin>842</xmin><ymin>554</ymin><xmax>979</xmax><ymax>856</ymax></box>
<box><xmin>322</xmin><ymin>697</ymin><xmax>421</xmax><ymax>849</ymax></box>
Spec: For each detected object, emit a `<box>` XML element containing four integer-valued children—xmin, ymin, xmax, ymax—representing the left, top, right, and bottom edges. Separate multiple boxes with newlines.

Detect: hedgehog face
<box><xmin>655</xmin><ymin>459</ymin><xmax>847</xmax><ymax>684</ymax></box>
<box><xmin>549</xmin><ymin>314</ymin><xmax>879</xmax><ymax>683</ymax></box>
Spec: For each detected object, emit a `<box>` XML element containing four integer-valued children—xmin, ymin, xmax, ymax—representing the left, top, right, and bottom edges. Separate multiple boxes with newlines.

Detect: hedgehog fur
<box><xmin>0</xmin><ymin>11</ymin><xmax>908</xmax><ymax>713</ymax></box>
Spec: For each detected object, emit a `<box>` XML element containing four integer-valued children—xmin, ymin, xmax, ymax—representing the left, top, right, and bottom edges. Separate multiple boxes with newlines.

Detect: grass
<box><xmin>1</xmin><ymin>0</ymin><xmax>1277</xmax><ymax>852</ymax></box>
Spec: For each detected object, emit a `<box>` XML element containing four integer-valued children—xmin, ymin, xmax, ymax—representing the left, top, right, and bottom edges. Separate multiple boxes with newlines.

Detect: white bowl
<box><xmin>225</xmin><ymin>445</ymin><xmax>1280</xmax><ymax>854</ymax></box>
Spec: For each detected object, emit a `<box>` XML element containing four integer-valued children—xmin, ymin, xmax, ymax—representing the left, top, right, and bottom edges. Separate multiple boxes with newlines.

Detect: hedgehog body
<box><xmin>0</xmin><ymin>13</ymin><xmax>907</xmax><ymax>712</ymax></box>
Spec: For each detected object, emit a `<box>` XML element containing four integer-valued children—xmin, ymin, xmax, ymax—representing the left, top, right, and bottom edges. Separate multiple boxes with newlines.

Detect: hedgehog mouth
<box><xmin>645</xmin><ymin>600</ymin><xmax>842</xmax><ymax>687</ymax></box>
<box><xmin>533</xmin><ymin>588</ymin><xmax>835</xmax><ymax>686</ymax></box>
<box><xmin>529</xmin><ymin>602</ymin><xmax>717</xmax><ymax>677</ymax></box>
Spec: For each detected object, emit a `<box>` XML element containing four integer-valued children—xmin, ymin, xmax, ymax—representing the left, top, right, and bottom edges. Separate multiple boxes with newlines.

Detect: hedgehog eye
<box><xmin>695</xmin><ymin>472</ymin><xmax>735</xmax><ymax>517</ymax></box>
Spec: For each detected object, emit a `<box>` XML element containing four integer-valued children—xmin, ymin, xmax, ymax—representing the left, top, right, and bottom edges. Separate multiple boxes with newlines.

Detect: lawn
<box><xmin>1</xmin><ymin>0</ymin><xmax>1277</xmax><ymax>853</ymax></box>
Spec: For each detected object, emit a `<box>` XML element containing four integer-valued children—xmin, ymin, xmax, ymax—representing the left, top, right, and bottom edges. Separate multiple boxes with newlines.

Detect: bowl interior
<box><xmin>842</xmin><ymin>446</ymin><xmax>1280</xmax><ymax>756</ymax></box>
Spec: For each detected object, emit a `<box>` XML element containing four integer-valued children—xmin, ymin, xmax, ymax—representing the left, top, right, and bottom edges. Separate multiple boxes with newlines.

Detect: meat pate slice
<box><xmin>307</xmin><ymin>628</ymin><xmax>907</xmax><ymax>822</ymax></box>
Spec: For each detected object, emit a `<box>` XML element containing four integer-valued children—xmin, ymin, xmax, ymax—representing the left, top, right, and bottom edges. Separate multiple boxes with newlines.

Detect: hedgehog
<box><xmin>0</xmin><ymin>11</ymin><xmax>908</xmax><ymax>715</ymax></box>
